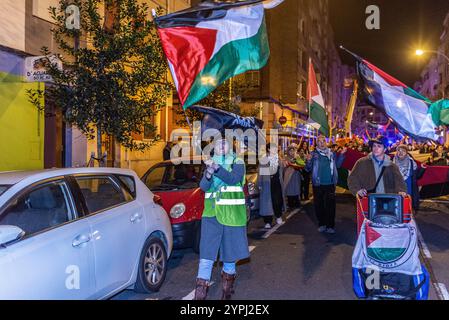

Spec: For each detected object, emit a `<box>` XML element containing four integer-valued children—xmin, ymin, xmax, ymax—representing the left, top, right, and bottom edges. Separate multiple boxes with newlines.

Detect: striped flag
<box><xmin>341</xmin><ymin>48</ymin><xmax>439</xmax><ymax>141</ymax></box>
<box><xmin>307</xmin><ymin>58</ymin><xmax>330</xmax><ymax>136</ymax></box>
<box><xmin>352</xmin><ymin>220</ymin><xmax>422</xmax><ymax>276</ymax></box>
<box><xmin>155</xmin><ymin>0</ymin><xmax>283</xmax><ymax>110</ymax></box>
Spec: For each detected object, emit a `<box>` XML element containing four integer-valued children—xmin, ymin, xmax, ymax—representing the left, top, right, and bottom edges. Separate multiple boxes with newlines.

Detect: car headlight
<box><xmin>170</xmin><ymin>203</ymin><xmax>186</xmax><ymax>219</ymax></box>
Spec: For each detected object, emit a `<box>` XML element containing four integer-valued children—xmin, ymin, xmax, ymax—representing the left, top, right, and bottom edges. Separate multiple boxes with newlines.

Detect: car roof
<box><xmin>0</xmin><ymin>167</ymin><xmax>137</xmax><ymax>185</ymax></box>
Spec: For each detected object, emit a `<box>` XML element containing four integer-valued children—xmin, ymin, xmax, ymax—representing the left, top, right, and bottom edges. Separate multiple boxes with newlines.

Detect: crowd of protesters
<box><xmin>192</xmin><ymin>133</ymin><xmax>447</xmax><ymax>299</ymax></box>
<box><xmin>258</xmin><ymin>137</ymin><xmax>347</xmax><ymax>234</ymax></box>
<box><xmin>258</xmin><ymin>134</ymin><xmax>449</xmax><ymax>235</ymax></box>
<box><xmin>332</xmin><ymin>137</ymin><xmax>449</xmax><ymax>166</ymax></box>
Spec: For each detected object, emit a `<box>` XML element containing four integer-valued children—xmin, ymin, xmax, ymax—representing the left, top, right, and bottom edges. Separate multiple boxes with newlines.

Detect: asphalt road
<box><xmin>112</xmin><ymin>190</ymin><xmax>449</xmax><ymax>300</ymax></box>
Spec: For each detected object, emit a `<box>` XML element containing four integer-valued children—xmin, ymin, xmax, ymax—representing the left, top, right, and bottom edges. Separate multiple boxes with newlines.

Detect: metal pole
<box><xmin>229</xmin><ymin>77</ymin><xmax>233</xmax><ymax>102</ymax></box>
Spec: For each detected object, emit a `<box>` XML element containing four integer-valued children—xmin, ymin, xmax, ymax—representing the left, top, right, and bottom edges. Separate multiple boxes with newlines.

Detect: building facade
<box><xmin>235</xmin><ymin>0</ymin><xmax>353</xmax><ymax>146</ymax></box>
<box><xmin>0</xmin><ymin>0</ymin><xmax>191</xmax><ymax>175</ymax></box>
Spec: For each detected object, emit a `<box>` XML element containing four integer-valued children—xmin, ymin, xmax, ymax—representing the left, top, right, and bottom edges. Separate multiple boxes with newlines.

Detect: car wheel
<box><xmin>134</xmin><ymin>236</ymin><xmax>168</xmax><ymax>293</ymax></box>
<box><xmin>192</xmin><ymin>221</ymin><xmax>201</xmax><ymax>254</ymax></box>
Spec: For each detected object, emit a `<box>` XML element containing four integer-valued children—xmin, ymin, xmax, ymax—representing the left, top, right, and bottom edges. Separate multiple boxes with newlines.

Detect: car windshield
<box><xmin>145</xmin><ymin>163</ymin><xmax>203</xmax><ymax>191</ymax></box>
<box><xmin>0</xmin><ymin>185</ymin><xmax>11</xmax><ymax>196</ymax></box>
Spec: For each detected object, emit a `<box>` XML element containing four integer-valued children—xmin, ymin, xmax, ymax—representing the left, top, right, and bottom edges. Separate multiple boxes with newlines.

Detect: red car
<box><xmin>141</xmin><ymin>157</ymin><xmax>250</xmax><ymax>253</ymax></box>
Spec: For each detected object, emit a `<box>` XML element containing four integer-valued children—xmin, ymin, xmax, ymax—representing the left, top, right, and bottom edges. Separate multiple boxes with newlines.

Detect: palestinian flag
<box><xmin>307</xmin><ymin>58</ymin><xmax>329</xmax><ymax>136</ymax></box>
<box><xmin>352</xmin><ymin>220</ymin><xmax>421</xmax><ymax>275</ymax></box>
<box><xmin>155</xmin><ymin>0</ymin><xmax>282</xmax><ymax>110</ymax></box>
<box><xmin>341</xmin><ymin>48</ymin><xmax>439</xmax><ymax>141</ymax></box>
<box><xmin>365</xmin><ymin>223</ymin><xmax>411</xmax><ymax>263</ymax></box>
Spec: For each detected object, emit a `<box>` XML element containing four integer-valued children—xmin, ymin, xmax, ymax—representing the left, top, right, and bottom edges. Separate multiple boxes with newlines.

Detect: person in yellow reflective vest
<box><xmin>194</xmin><ymin>138</ymin><xmax>249</xmax><ymax>300</ymax></box>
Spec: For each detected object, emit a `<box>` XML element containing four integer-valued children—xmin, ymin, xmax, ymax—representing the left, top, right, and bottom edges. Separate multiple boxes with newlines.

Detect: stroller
<box><xmin>352</xmin><ymin>194</ymin><xmax>430</xmax><ymax>300</ymax></box>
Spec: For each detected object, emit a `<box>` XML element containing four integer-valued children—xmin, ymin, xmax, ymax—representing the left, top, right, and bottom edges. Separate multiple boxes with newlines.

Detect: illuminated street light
<box><xmin>414</xmin><ymin>49</ymin><xmax>449</xmax><ymax>63</ymax></box>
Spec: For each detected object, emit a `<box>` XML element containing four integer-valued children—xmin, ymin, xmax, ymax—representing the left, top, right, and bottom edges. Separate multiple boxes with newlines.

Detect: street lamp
<box><xmin>415</xmin><ymin>49</ymin><xmax>449</xmax><ymax>63</ymax></box>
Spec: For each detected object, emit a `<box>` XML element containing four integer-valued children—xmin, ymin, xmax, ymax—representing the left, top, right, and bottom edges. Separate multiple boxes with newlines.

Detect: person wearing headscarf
<box><xmin>283</xmin><ymin>144</ymin><xmax>302</xmax><ymax>210</ymax></box>
<box><xmin>394</xmin><ymin>144</ymin><xmax>426</xmax><ymax>210</ymax></box>
<box><xmin>258</xmin><ymin>143</ymin><xmax>286</xmax><ymax>229</ymax></box>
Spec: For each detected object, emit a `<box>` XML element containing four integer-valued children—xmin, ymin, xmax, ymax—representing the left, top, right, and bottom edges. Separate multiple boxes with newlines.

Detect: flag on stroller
<box><xmin>352</xmin><ymin>219</ymin><xmax>429</xmax><ymax>300</ymax></box>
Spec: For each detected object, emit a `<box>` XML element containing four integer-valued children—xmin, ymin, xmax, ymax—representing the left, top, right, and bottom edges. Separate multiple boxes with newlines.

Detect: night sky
<box><xmin>330</xmin><ymin>0</ymin><xmax>449</xmax><ymax>87</ymax></box>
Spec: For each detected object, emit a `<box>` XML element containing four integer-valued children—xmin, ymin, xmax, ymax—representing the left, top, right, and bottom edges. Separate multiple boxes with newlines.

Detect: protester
<box><xmin>393</xmin><ymin>145</ymin><xmax>426</xmax><ymax>210</ymax></box>
<box><xmin>298</xmin><ymin>142</ymin><xmax>311</xmax><ymax>201</ymax></box>
<box><xmin>305</xmin><ymin>135</ymin><xmax>346</xmax><ymax>234</ymax></box>
<box><xmin>348</xmin><ymin>135</ymin><xmax>407</xmax><ymax>198</ymax></box>
<box><xmin>283</xmin><ymin>144</ymin><xmax>302</xmax><ymax>210</ymax></box>
<box><xmin>194</xmin><ymin>138</ymin><xmax>249</xmax><ymax>300</ymax></box>
<box><xmin>431</xmin><ymin>145</ymin><xmax>448</xmax><ymax>166</ymax></box>
<box><xmin>163</xmin><ymin>141</ymin><xmax>173</xmax><ymax>161</ymax></box>
<box><xmin>258</xmin><ymin>144</ymin><xmax>286</xmax><ymax>229</ymax></box>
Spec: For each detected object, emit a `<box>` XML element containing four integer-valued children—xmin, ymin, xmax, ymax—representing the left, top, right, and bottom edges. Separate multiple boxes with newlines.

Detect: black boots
<box><xmin>194</xmin><ymin>272</ymin><xmax>236</xmax><ymax>300</ymax></box>
<box><xmin>221</xmin><ymin>271</ymin><xmax>236</xmax><ymax>300</ymax></box>
<box><xmin>194</xmin><ymin>278</ymin><xmax>210</xmax><ymax>300</ymax></box>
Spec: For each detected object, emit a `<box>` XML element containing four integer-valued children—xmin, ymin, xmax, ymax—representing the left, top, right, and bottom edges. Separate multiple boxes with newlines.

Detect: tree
<box><xmin>33</xmin><ymin>0</ymin><xmax>171</xmax><ymax>163</ymax></box>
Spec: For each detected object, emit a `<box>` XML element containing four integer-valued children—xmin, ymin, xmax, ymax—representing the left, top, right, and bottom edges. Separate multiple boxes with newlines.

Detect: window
<box><xmin>0</xmin><ymin>185</ymin><xmax>11</xmax><ymax>196</ymax></box>
<box><xmin>245</xmin><ymin>71</ymin><xmax>260</xmax><ymax>88</ymax></box>
<box><xmin>300</xmin><ymin>80</ymin><xmax>307</xmax><ymax>98</ymax></box>
<box><xmin>117</xmin><ymin>175</ymin><xmax>136</xmax><ymax>198</ymax></box>
<box><xmin>0</xmin><ymin>180</ymin><xmax>73</xmax><ymax>236</ymax></box>
<box><xmin>302</xmin><ymin>51</ymin><xmax>308</xmax><ymax>70</ymax></box>
<box><xmin>145</xmin><ymin>164</ymin><xmax>203</xmax><ymax>191</ymax></box>
<box><xmin>143</xmin><ymin>116</ymin><xmax>157</xmax><ymax>140</ymax></box>
<box><xmin>75</xmin><ymin>176</ymin><xmax>130</xmax><ymax>213</ymax></box>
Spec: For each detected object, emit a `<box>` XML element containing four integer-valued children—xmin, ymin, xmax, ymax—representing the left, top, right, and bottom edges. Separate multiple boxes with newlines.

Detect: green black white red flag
<box><xmin>155</xmin><ymin>0</ymin><xmax>284</xmax><ymax>110</ymax></box>
<box><xmin>307</xmin><ymin>58</ymin><xmax>330</xmax><ymax>136</ymax></box>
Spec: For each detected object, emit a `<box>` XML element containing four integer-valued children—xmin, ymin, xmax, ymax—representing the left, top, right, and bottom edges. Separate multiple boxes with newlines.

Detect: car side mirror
<box><xmin>0</xmin><ymin>225</ymin><xmax>25</xmax><ymax>247</ymax></box>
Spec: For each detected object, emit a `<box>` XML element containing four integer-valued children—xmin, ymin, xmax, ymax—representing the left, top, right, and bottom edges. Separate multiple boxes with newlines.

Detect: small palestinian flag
<box><xmin>353</xmin><ymin>220</ymin><xmax>422</xmax><ymax>276</ymax></box>
<box><xmin>155</xmin><ymin>0</ymin><xmax>283</xmax><ymax>109</ymax></box>
<box><xmin>365</xmin><ymin>222</ymin><xmax>412</xmax><ymax>264</ymax></box>
<box><xmin>307</xmin><ymin>58</ymin><xmax>329</xmax><ymax>136</ymax></box>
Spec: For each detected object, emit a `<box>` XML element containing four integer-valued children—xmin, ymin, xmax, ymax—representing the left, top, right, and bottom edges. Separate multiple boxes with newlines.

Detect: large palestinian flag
<box><xmin>155</xmin><ymin>0</ymin><xmax>282</xmax><ymax>109</ymax></box>
<box><xmin>342</xmin><ymin>48</ymin><xmax>439</xmax><ymax>141</ymax></box>
<box><xmin>307</xmin><ymin>58</ymin><xmax>330</xmax><ymax>136</ymax></box>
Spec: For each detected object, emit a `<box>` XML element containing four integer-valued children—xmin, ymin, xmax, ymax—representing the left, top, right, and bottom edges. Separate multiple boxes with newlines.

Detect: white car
<box><xmin>0</xmin><ymin>168</ymin><xmax>173</xmax><ymax>299</ymax></box>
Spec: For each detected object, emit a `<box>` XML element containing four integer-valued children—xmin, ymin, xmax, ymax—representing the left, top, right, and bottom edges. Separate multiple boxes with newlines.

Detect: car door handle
<box><xmin>130</xmin><ymin>212</ymin><xmax>142</xmax><ymax>223</ymax></box>
<box><xmin>72</xmin><ymin>234</ymin><xmax>91</xmax><ymax>248</ymax></box>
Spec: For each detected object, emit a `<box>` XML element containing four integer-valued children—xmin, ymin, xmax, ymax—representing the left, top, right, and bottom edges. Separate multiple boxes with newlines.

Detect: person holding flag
<box><xmin>153</xmin><ymin>0</ymin><xmax>286</xmax><ymax>300</ymax></box>
<box><xmin>194</xmin><ymin>138</ymin><xmax>249</xmax><ymax>300</ymax></box>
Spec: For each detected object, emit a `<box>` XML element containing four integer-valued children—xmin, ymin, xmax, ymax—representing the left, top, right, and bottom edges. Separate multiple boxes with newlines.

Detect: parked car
<box><xmin>0</xmin><ymin>168</ymin><xmax>172</xmax><ymax>299</ymax></box>
<box><xmin>141</xmin><ymin>156</ymin><xmax>255</xmax><ymax>253</ymax></box>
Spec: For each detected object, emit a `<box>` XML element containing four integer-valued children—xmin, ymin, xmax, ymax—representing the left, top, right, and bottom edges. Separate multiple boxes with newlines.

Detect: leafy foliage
<box><xmin>34</xmin><ymin>0</ymin><xmax>171</xmax><ymax>151</ymax></box>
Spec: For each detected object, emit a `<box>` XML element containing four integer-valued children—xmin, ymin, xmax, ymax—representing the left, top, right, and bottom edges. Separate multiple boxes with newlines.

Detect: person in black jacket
<box><xmin>163</xmin><ymin>142</ymin><xmax>173</xmax><ymax>161</ymax></box>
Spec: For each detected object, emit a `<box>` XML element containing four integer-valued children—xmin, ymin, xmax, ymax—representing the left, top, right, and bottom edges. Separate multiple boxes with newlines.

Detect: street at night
<box><xmin>111</xmin><ymin>190</ymin><xmax>449</xmax><ymax>300</ymax></box>
<box><xmin>4</xmin><ymin>0</ymin><xmax>449</xmax><ymax>309</ymax></box>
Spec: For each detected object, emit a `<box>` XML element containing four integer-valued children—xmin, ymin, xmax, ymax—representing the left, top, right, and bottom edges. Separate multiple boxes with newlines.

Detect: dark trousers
<box><xmin>263</xmin><ymin>207</ymin><xmax>283</xmax><ymax>224</ymax></box>
<box><xmin>301</xmin><ymin>172</ymin><xmax>310</xmax><ymax>200</ymax></box>
<box><xmin>287</xmin><ymin>196</ymin><xmax>300</xmax><ymax>210</ymax></box>
<box><xmin>312</xmin><ymin>185</ymin><xmax>336</xmax><ymax>228</ymax></box>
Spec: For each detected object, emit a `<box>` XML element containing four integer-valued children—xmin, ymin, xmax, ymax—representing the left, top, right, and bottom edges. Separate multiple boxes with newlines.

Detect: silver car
<box><xmin>0</xmin><ymin>168</ymin><xmax>172</xmax><ymax>299</ymax></box>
